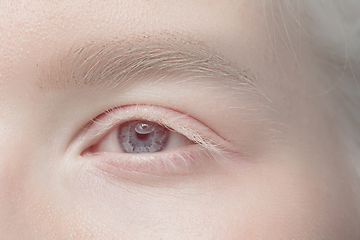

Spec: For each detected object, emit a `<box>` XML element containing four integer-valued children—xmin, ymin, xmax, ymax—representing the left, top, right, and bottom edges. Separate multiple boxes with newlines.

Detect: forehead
<box><xmin>0</xmin><ymin>0</ymin><xmax>256</xmax><ymax>87</ymax></box>
<box><xmin>0</xmin><ymin>0</ymin><xmax>250</xmax><ymax>43</ymax></box>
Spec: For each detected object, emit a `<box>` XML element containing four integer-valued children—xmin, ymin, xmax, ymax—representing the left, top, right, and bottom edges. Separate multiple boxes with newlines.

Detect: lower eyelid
<box><xmin>75</xmin><ymin>105</ymin><xmax>234</xmax><ymax>177</ymax></box>
<box><xmin>79</xmin><ymin>105</ymin><xmax>232</xmax><ymax>154</ymax></box>
<box><xmin>85</xmin><ymin>145</ymin><xmax>216</xmax><ymax>177</ymax></box>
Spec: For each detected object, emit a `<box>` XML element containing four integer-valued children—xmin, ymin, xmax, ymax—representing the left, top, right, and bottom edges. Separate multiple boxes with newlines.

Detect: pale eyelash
<box><xmin>88</xmin><ymin>105</ymin><xmax>229</xmax><ymax>158</ymax></box>
<box><xmin>90</xmin><ymin>147</ymin><xmax>217</xmax><ymax>176</ymax></box>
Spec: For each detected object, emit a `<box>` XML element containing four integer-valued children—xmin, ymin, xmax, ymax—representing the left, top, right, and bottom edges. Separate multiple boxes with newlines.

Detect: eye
<box><xmin>118</xmin><ymin>120</ymin><xmax>171</xmax><ymax>153</ymax></box>
<box><xmin>79</xmin><ymin>105</ymin><xmax>232</xmax><ymax>177</ymax></box>
<box><xmin>95</xmin><ymin>119</ymin><xmax>193</xmax><ymax>154</ymax></box>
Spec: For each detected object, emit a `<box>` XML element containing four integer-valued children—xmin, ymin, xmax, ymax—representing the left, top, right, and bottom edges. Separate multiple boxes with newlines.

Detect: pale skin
<box><xmin>0</xmin><ymin>0</ymin><xmax>360</xmax><ymax>239</ymax></box>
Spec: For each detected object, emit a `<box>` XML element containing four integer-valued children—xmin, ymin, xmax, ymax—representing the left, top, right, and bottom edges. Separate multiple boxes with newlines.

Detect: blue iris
<box><xmin>118</xmin><ymin>120</ymin><xmax>169</xmax><ymax>153</ymax></box>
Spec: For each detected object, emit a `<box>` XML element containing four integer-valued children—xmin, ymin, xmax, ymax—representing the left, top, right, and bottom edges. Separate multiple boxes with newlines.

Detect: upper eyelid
<box><xmin>75</xmin><ymin>105</ymin><xmax>233</xmax><ymax>156</ymax></box>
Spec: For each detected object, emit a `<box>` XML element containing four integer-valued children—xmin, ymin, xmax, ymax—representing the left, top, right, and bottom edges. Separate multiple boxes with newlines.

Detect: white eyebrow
<box><xmin>37</xmin><ymin>33</ymin><xmax>254</xmax><ymax>90</ymax></box>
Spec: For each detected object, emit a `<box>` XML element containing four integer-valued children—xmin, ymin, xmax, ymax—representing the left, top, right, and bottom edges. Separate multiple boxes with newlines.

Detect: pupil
<box><xmin>136</xmin><ymin>132</ymin><xmax>150</xmax><ymax>140</ymax></box>
<box><xmin>118</xmin><ymin>120</ymin><xmax>170</xmax><ymax>153</ymax></box>
<box><xmin>135</xmin><ymin>123</ymin><xmax>154</xmax><ymax>134</ymax></box>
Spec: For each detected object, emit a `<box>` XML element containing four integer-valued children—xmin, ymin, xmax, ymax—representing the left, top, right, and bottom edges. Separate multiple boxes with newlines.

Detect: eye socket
<box><xmin>79</xmin><ymin>105</ymin><xmax>231</xmax><ymax>177</ymax></box>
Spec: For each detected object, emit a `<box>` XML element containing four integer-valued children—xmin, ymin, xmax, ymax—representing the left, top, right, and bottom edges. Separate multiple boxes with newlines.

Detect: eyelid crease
<box><xmin>83</xmin><ymin>105</ymin><xmax>233</xmax><ymax>158</ymax></box>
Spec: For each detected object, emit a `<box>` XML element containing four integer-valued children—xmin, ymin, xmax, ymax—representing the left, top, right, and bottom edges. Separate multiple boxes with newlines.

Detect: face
<box><xmin>0</xmin><ymin>1</ymin><xmax>359</xmax><ymax>239</ymax></box>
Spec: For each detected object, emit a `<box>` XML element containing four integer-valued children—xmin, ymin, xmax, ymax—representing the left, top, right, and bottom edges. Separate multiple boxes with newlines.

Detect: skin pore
<box><xmin>0</xmin><ymin>0</ymin><xmax>360</xmax><ymax>239</ymax></box>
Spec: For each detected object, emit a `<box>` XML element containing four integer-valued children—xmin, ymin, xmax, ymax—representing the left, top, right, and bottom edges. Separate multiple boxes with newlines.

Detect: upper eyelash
<box><xmin>84</xmin><ymin>104</ymin><xmax>231</xmax><ymax>157</ymax></box>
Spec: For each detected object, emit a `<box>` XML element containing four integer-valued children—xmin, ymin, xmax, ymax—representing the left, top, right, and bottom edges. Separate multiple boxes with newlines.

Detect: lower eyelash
<box><xmin>85</xmin><ymin>145</ymin><xmax>217</xmax><ymax>177</ymax></box>
<box><xmin>77</xmin><ymin>105</ymin><xmax>233</xmax><ymax>177</ymax></box>
<box><xmin>86</xmin><ymin>105</ymin><xmax>231</xmax><ymax>155</ymax></box>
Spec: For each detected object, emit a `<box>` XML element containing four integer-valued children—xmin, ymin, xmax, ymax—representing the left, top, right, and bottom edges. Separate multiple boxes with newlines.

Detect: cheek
<box><xmin>19</xmin><ymin>195</ymin><xmax>110</xmax><ymax>239</ymax></box>
<box><xmin>1</xmin><ymin>146</ymin><xmax>358</xmax><ymax>239</ymax></box>
<box><xmin>226</xmin><ymin>156</ymin><xmax>360</xmax><ymax>239</ymax></box>
<box><xmin>0</xmin><ymin>136</ymin><xmax>108</xmax><ymax>239</ymax></box>
<box><xmin>0</xmin><ymin>160</ymin><xmax>110</xmax><ymax>239</ymax></box>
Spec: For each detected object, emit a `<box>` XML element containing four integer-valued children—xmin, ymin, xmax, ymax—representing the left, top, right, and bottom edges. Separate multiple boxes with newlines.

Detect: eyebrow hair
<box><xmin>37</xmin><ymin>32</ymin><xmax>254</xmax><ymax>90</ymax></box>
